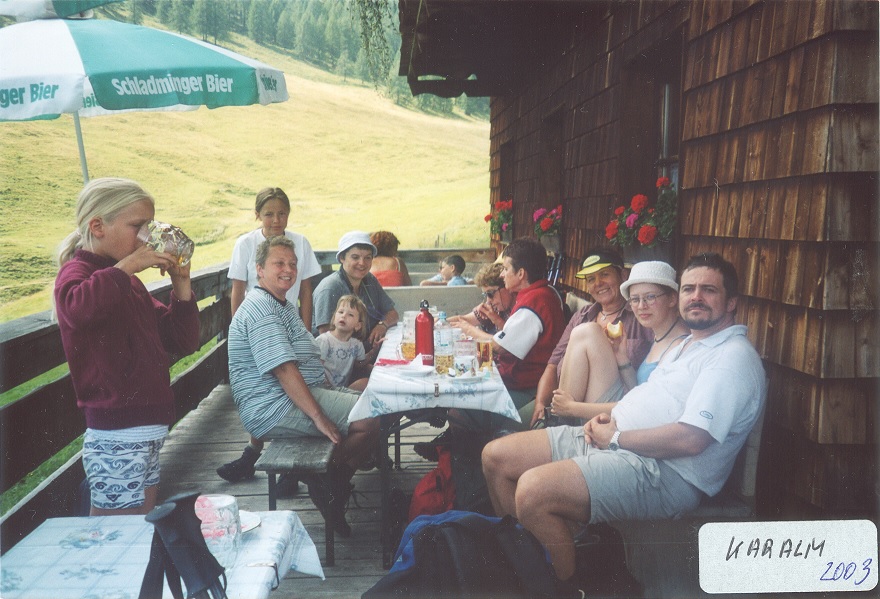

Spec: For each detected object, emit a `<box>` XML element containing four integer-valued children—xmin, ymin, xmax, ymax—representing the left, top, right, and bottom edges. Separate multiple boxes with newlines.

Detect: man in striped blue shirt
<box><xmin>224</xmin><ymin>236</ymin><xmax>379</xmax><ymax>537</ymax></box>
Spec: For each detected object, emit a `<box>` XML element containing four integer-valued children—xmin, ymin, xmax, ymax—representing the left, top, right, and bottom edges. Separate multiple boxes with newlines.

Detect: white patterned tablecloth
<box><xmin>0</xmin><ymin>511</ymin><xmax>323</xmax><ymax>599</ymax></box>
<box><xmin>348</xmin><ymin>325</ymin><xmax>520</xmax><ymax>423</ymax></box>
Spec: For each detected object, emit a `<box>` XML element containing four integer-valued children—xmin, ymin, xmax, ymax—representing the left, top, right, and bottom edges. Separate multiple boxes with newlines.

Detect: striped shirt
<box><xmin>228</xmin><ymin>287</ymin><xmax>326</xmax><ymax>439</ymax></box>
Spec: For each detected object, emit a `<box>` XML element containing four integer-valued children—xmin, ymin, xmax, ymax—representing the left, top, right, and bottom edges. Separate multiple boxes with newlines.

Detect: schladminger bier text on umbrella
<box><xmin>112</xmin><ymin>74</ymin><xmax>236</xmax><ymax>95</ymax></box>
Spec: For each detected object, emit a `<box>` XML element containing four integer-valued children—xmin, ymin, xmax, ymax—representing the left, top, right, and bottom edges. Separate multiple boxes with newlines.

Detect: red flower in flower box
<box><xmin>637</xmin><ymin>224</ymin><xmax>657</xmax><ymax>246</ymax></box>
<box><xmin>605</xmin><ymin>181</ymin><xmax>677</xmax><ymax>248</ymax></box>
<box><xmin>630</xmin><ymin>194</ymin><xmax>649</xmax><ymax>213</ymax></box>
<box><xmin>605</xmin><ymin>220</ymin><xmax>619</xmax><ymax>240</ymax></box>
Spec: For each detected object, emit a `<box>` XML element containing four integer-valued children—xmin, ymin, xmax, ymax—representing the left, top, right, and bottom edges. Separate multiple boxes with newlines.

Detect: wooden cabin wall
<box><xmin>489</xmin><ymin>0</ymin><xmax>878</xmax><ymax>517</ymax></box>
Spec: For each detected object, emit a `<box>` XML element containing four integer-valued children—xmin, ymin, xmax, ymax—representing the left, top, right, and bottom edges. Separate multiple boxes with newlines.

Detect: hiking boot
<box><xmin>328</xmin><ymin>479</ymin><xmax>354</xmax><ymax>538</ymax></box>
<box><xmin>216</xmin><ymin>446</ymin><xmax>260</xmax><ymax>482</ymax></box>
<box><xmin>306</xmin><ymin>474</ymin><xmax>353</xmax><ymax>538</ymax></box>
<box><xmin>358</xmin><ymin>450</ymin><xmax>394</xmax><ymax>471</ymax></box>
<box><xmin>413</xmin><ymin>429</ymin><xmax>453</xmax><ymax>461</ymax></box>
<box><xmin>276</xmin><ymin>473</ymin><xmax>301</xmax><ymax>497</ymax></box>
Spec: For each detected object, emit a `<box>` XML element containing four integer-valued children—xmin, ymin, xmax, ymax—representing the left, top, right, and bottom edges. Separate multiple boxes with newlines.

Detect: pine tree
<box><xmin>247</xmin><ymin>0</ymin><xmax>274</xmax><ymax>44</ymax></box>
<box><xmin>129</xmin><ymin>0</ymin><xmax>142</xmax><ymax>24</ymax></box>
<box><xmin>192</xmin><ymin>0</ymin><xmax>230</xmax><ymax>44</ymax></box>
<box><xmin>335</xmin><ymin>50</ymin><xmax>351</xmax><ymax>82</ymax></box>
<box><xmin>169</xmin><ymin>0</ymin><xmax>192</xmax><ymax>34</ymax></box>
<box><xmin>295</xmin><ymin>13</ymin><xmax>321</xmax><ymax>61</ymax></box>
<box><xmin>156</xmin><ymin>0</ymin><xmax>172</xmax><ymax>23</ymax></box>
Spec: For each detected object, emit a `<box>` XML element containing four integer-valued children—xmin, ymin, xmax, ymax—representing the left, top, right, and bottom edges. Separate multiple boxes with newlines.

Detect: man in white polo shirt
<box><xmin>481</xmin><ymin>253</ymin><xmax>766</xmax><ymax>591</ymax></box>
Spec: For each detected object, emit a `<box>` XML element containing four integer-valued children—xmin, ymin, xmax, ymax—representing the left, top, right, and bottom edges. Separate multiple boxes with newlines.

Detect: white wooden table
<box><xmin>0</xmin><ymin>510</ymin><xmax>324</xmax><ymax>599</ymax></box>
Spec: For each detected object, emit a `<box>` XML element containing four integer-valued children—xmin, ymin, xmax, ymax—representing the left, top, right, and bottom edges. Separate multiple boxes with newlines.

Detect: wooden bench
<box><xmin>254</xmin><ymin>437</ymin><xmax>336</xmax><ymax>566</ymax></box>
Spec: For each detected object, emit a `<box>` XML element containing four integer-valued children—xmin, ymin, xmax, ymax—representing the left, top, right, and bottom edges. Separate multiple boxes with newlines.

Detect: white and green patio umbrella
<box><xmin>0</xmin><ymin>17</ymin><xmax>289</xmax><ymax>181</ymax></box>
<box><xmin>0</xmin><ymin>0</ymin><xmax>121</xmax><ymax>20</ymax></box>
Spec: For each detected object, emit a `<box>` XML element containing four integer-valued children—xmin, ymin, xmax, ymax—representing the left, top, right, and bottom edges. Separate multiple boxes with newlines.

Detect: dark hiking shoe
<box><xmin>413</xmin><ymin>429</ymin><xmax>454</xmax><ymax>461</ymax></box>
<box><xmin>306</xmin><ymin>474</ymin><xmax>353</xmax><ymax>538</ymax></box>
<box><xmin>216</xmin><ymin>445</ymin><xmax>260</xmax><ymax>482</ymax></box>
<box><xmin>358</xmin><ymin>450</ymin><xmax>394</xmax><ymax>471</ymax></box>
<box><xmin>276</xmin><ymin>473</ymin><xmax>301</xmax><ymax>497</ymax></box>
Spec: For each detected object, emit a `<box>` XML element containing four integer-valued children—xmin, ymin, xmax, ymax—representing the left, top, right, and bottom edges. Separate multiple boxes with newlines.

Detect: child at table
<box><xmin>315</xmin><ymin>295</ymin><xmax>376</xmax><ymax>391</ymax></box>
<box><xmin>54</xmin><ymin>177</ymin><xmax>200</xmax><ymax>516</ymax></box>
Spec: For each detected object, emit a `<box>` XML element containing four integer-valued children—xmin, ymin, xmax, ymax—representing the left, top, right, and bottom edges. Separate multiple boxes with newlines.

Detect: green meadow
<box><xmin>0</xmin><ymin>29</ymin><xmax>490</xmax><ymax>322</ymax></box>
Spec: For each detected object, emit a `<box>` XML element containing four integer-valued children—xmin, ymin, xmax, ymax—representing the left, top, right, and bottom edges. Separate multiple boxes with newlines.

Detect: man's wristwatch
<box><xmin>608</xmin><ymin>430</ymin><xmax>621</xmax><ymax>451</ymax></box>
<box><xmin>377</xmin><ymin>320</ymin><xmax>387</xmax><ymax>329</ymax></box>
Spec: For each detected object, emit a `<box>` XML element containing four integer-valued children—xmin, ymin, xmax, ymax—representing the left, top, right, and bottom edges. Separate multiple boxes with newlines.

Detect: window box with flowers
<box><xmin>605</xmin><ymin>177</ymin><xmax>677</xmax><ymax>262</ymax></box>
<box><xmin>533</xmin><ymin>204</ymin><xmax>562</xmax><ymax>254</ymax></box>
<box><xmin>485</xmin><ymin>198</ymin><xmax>514</xmax><ymax>242</ymax></box>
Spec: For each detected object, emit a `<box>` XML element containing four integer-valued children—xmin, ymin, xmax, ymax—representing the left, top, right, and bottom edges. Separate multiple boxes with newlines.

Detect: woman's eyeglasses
<box><xmin>482</xmin><ymin>289</ymin><xmax>499</xmax><ymax>300</ymax></box>
<box><xmin>628</xmin><ymin>292</ymin><xmax>666</xmax><ymax>306</ymax></box>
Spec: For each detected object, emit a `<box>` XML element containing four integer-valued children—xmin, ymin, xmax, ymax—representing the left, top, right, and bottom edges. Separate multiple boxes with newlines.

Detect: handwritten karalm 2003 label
<box><xmin>699</xmin><ymin>520</ymin><xmax>877</xmax><ymax>594</ymax></box>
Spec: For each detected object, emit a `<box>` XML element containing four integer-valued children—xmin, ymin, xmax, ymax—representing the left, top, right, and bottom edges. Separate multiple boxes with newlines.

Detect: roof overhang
<box><xmin>398</xmin><ymin>0</ymin><xmax>610</xmax><ymax>97</ymax></box>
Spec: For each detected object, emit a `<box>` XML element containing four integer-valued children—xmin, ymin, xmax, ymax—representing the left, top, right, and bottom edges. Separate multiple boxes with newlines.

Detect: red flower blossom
<box><xmin>656</xmin><ymin>176</ymin><xmax>670</xmax><ymax>189</ymax></box>
<box><xmin>637</xmin><ymin>224</ymin><xmax>657</xmax><ymax>246</ymax></box>
<box><xmin>484</xmin><ymin>214</ymin><xmax>492</xmax><ymax>222</ymax></box>
<box><xmin>614</xmin><ymin>205</ymin><xmax>626</xmax><ymax>216</ymax></box>
<box><xmin>605</xmin><ymin>220</ymin><xmax>619</xmax><ymax>240</ymax></box>
<box><xmin>630</xmin><ymin>194</ymin><xmax>649</xmax><ymax>213</ymax></box>
<box><xmin>540</xmin><ymin>217</ymin><xmax>554</xmax><ymax>231</ymax></box>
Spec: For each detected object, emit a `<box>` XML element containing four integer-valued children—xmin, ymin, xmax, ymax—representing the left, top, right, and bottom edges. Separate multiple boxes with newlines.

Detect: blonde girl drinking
<box><xmin>55</xmin><ymin>177</ymin><xmax>200</xmax><ymax>515</ymax></box>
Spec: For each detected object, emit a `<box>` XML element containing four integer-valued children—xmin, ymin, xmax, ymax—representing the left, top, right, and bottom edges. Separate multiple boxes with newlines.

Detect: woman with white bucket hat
<box><xmin>312</xmin><ymin>231</ymin><xmax>399</xmax><ymax>349</ymax></box>
<box><xmin>549</xmin><ymin>261</ymin><xmax>689</xmax><ymax>424</ymax></box>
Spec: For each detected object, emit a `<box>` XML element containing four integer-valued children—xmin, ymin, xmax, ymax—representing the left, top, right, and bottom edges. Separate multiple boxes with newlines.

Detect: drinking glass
<box><xmin>195</xmin><ymin>494</ymin><xmax>241</xmax><ymax>569</ymax></box>
<box><xmin>138</xmin><ymin>220</ymin><xmax>195</xmax><ymax>266</ymax></box>
<box><xmin>477</xmin><ymin>340</ymin><xmax>493</xmax><ymax>371</ymax></box>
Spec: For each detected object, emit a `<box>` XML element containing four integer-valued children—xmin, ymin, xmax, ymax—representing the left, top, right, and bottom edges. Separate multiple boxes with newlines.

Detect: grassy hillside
<box><xmin>0</xmin><ymin>25</ymin><xmax>490</xmax><ymax>322</ymax></box>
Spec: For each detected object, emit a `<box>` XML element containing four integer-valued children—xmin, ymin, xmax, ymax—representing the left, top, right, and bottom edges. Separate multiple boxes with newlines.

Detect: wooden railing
<box><xmin>0</xmin><ymin>247</ymin><xmax>496</xmax><ymax>553</ymax></box>
<box><xmin>0</xmin><ymin>264</ymin><xmax>232</xmax><ymax>552</ymax></box>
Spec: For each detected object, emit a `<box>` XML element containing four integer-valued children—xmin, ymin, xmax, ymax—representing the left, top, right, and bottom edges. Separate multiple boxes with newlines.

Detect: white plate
<box><xmin>397</xmin><ymin>365</ymin><xmax>435</xmax><ymax>377</ymax></box>
<box><xmin>239</xmin><ymin>510</ymin><xmax>261</xmax><ymax>533</ymax></box>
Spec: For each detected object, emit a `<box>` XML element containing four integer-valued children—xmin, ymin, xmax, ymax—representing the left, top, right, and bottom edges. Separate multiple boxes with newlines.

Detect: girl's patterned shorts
<box><xmin>82</xmin><ymin>434</ymin><xmax>164</xmax><ymax>510</ymax></box>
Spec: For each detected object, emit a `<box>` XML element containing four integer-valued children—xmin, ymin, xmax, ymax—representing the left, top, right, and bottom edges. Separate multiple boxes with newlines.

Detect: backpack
<box><xmin>450</xmin><ymin>434</ymin><xmax>494</xmax><ymax>516</ymax></box>
<box><xmin>408</xmin><ymin>446</ymin><xmax>455</xmax><ymax>521</ymax></box>
<box><xmin>363</xmin><ymin>511</ymin><xmax>561</xmax><ymax>599</ymax></box>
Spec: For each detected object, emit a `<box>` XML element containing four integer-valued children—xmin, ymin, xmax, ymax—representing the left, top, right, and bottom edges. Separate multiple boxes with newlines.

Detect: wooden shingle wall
<box><xmin>489</xmin><ymin>0</ymin><xmax>877</xmax><ymax>516</ymax></box>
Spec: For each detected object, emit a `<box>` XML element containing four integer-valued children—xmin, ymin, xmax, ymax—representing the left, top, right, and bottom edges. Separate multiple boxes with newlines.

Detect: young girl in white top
<box><xmin>227</xmin><ymin>187</ymin><xmax>321</xmax><ymax>322</ymax></box>
<box><xmin>315</xmin><ymin>295</ymin><xmax>378</xmax><ymax>391</ymax></box>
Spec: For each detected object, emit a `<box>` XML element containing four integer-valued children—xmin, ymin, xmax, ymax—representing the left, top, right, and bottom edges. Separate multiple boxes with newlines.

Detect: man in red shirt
<box><xmin>449</xmin><ymin>237</ymin><xmax>566</xmax><ymax>433</ymax></box>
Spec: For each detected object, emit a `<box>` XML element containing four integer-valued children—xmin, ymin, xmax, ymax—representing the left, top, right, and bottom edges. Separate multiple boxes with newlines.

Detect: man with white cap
<box><xmin>482</xmin><ymin>253</ymin><xmax>766</xmax><ymax>591</ymax></box>
<box><xmin>312</xmin><ymin>231</ymin><xmax>399</xmax><ymax>347</ymax></box>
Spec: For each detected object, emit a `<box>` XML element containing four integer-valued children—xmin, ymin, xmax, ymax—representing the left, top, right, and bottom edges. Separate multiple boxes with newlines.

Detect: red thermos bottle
<box><xmin>415</xmin><ymin>299</ymin><xmax>434</xmax><ymax>366</ymax></box>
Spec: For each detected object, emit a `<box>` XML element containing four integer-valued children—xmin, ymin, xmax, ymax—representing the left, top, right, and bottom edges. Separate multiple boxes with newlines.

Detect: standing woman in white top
<box><xmin>228</xmin><ymin>187</ymin><xmax>322</xmax><ymax>323</ymax></box>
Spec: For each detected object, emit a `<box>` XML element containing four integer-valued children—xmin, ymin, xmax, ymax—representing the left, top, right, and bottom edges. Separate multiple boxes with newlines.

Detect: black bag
<box><xmin>574</xmin><ymin>523</ymin><xmax>643</xmax><ymax>598</ymax></box>
<box><xmin>449</xmin><ymin>429</ymin><xmax>494</xmax><ymax>516</ymax></box>
<box><xmin>363</xmin><ymin>511</ymin><xmax>560</xmax><ymax>599</ymax></box>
